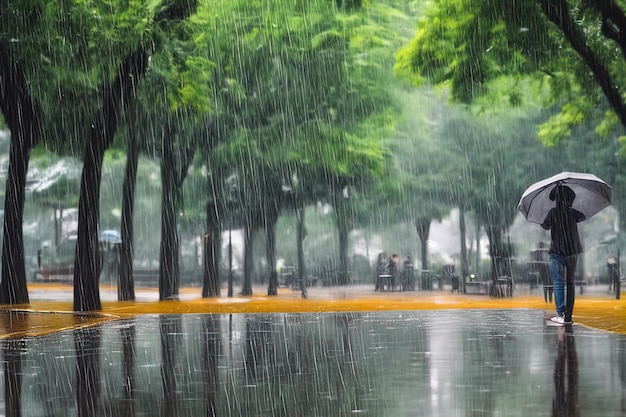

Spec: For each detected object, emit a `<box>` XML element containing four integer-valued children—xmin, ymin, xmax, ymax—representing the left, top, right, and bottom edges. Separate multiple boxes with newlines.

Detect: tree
<box><xmin>395</xmin><ymin>0</ymin><xmax>626</xmax><ymax>132</ymax></box>
<box><xmin>396</xmin><ymin>0</ymin><xmax>626</xmax><ymax>227</ymax></box>
<box><xmin>0</xmin><ymin>41</ymin><xmax>40</xmax><ymax>304</ymax></box>
<box><xmin>74</xmin><ymin>49</ymin><xmax>150</xmax><ymax>311</ymax></box>
<box><xmin>117</xmin><ymin>108</ymin><xmax>142</xmax><ymax>301</ymax></box>
<box><xmin>0</xmin><ymin>1</ymin><xmax>151</xmax><ymax>306</ymax></box>
<box><xmin>199</xmin><ymin>0</ymin><xmax>397</xmax><ymax>291</ymax></box>
<box><xmin>434</xmin><ymin>101</ymin><xmax>565</xmax><ymax>285</ymax></box>
<box><xmin>374</xmin><ymin>91</ymin><xmax>453</xmax><ymax>271</ymax></box>
<box><xmin>72</xmin><ymin>0</ymin><xmax>201</xmax><ymax>308</ymax></box>
<box><xmin>119</xmin><ymin>2</ymin><xmax>228</xmax><ymax>299</ymax></box>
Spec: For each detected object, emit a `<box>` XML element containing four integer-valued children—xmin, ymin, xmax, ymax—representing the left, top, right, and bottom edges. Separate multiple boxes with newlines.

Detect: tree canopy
<box><xmin>395</xmin><ymin>0</ymin><xmax>626</xmax><ymax>148</ymax></box>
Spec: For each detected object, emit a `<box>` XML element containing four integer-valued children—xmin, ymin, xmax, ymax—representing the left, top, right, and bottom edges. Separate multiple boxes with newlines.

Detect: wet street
<box><xmin>1</xmin><ymin>308</ymin><xmax>625</xmax><ymax>416</ymax></box>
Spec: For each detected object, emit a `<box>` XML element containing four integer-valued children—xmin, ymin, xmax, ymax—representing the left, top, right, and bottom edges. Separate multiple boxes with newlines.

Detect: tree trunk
<box><xmin>73</xmin><ymin>49</ymin><xmax>148</xmax><ymax>311</ymax></box>
<box><xmin>415</xmin><ymin>218</ymin><xmax>431</xmax><ymax>271</ymax></box>
<box><xmin>459</xmin><ymin>207</ymin><xmax>468</xmax><ymax>293</ymax></box>
<box><xmin>334</xmin><ymin>190</ymin><xmax>351</xmax><ymax>286</ymax></box>
<box><xmin>297</xmin><ymin>206</ymin><xmax>307</xmax><ymax>298</ymax></box>
<box><xmin>74</xmin><ymin>135</ymin><xmax>106</xmax><ymax>311</ymax></box>
<box><xmin>242</xmin><ymin>221</ymin><xmax>253</xmax><ymax>296</ymax></box>
<box><xmin>1</xmin><ymin>128</ymin><xmax>31</xmax><ymax>305</ymax></box>
<box><xmin>337</xmin><ymin>218</ymin><xmax>350</xmax><ymax>285</ymax></box>
<box><xmin>475</xmin><ymin>214</ymin><xmax>481</xmax><ymax>274</ymax></box>
<box><xmin>158</xmin><ymin>119</ymin><xmax>194</xmax><ymax>300</ymax></box>
<box><xmin>485</xmin><ymin>224</ymin><xmax>511</xmax><ymax>291</ymax></box>
<box><xmin>228</xmin><ymin>229</ymin><xmax>234</xmax><ymax>297</ymax></box>
<box><xmin>266</xmin><ymin>213</ymin><xmax>278</xmax><ymax>296</ymax></box>
<box><xmin>202</xmin><ymin>201</ymin><xmax>221</xmax><ymax>297</ymax></box>
<box><xmin>159</xmin><ymin>127</ymin><xmax>179</xmax><ymax>300</ymax></box>
<box><xmin>118</xmin><ymin>123</ymin><xmax>139</xmax><ymax>301</ymax></box>
<box><xmin>0</xmin><ymin>43</ymin><xmax>40</xmax><ymax>305</ymax></box>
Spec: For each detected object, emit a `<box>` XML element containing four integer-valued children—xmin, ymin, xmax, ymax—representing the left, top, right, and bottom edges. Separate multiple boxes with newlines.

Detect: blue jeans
<box><xmin>548</xmin><ymin>254</ymin><xmax>577</xmax><ymax>321</ymax></box>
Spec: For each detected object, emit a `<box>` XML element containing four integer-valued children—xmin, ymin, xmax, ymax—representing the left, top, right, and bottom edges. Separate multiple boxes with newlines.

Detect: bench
<box><xmin>465</xmin><ymin>281</ymin><xmax>490</xmax><ymax>295</ymax></box>
<box><xmin>443</xmin><ymin>265</ymin><xmax>460</xmax><ymax>292</ymax></box>
<box><xmin>34</xmin><ymin>266</ymin><xmax>74</xmax><ymax>283</ymax></box>
<box><xmin>376</xmin><ymin>274</ymin><xmax>395</xmax><ymax>292</ymax></box>
<box><xmin>494</xmin><ymin>276</ymin><xmax>514</xmax><ymax>298</ymax></box>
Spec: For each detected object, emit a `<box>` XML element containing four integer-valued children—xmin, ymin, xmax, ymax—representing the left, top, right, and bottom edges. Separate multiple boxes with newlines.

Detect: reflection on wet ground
<box><xmin>1</xmin><ymin>310</ymin><xmax>625</xmax><ymax>416</ymax></box>
<box><xmin>0</xmin><ymin>309</ymin><xmax>117</xmax><ymax>338</ymax></box>
<box><xmin>6</xmin><ymin>283</ymin><xmax>626</xmax><ymax>334</ymax></box>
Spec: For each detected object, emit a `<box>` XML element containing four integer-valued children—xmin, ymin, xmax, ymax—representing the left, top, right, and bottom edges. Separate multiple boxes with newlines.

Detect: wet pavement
<box><xmin>0</xmin><ymin>310</ymin><xmax>625</xmax><ymax>416</ymax></box>
<box><xmin>0</xmin><ymin>284</ymin><xmax>624</xmax><ymax>416</ymax></box>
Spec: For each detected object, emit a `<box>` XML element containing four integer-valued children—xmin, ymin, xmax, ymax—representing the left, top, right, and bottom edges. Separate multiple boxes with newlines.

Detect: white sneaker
<box><xmin>550</xmin><ymin>316</ymin><xmax>565</xmax><ymax>325</ymax></box>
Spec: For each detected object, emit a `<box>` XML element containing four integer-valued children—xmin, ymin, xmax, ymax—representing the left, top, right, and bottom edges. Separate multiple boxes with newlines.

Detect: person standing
<box><xmin>541</xmin><ymin>185</ymin><xmax>585</xmax><ymax>325</ymax></box>
<box><xmin>375</xmin><ymin>252</ymin><xmax>387</xmax><ymax>291</ymax></box>
<box><xmin>402</xmin><ymin>255</ymin><xmax>415</xmax><ymax>291</ymax></box>
<box><xmin>388</xmin><ymin>254</ymin><xmax>399</xmax><ymax>291</ymax></box>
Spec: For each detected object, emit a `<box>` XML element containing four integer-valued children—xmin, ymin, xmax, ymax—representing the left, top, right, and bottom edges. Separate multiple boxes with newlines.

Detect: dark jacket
<box><xmin>541</xmin><ymin>206</ymin><xmax>585</xmax><ymax>257</ymax></box>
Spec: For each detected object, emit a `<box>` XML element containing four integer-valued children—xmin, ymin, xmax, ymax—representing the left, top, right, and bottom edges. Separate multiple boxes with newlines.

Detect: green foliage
<box><xmin>395</xmin><ymin>0</ymin><xmax>558</xmax><ymax>102</ymax></box>
<box><xmin>1</xmin><ymin>0</ymin><xmax>154</xmax><ymax>155</ymax></box>
<box><xmin>395</xmin><ymin>0</ymin><xmax>626</xmax><ymax>150</ymax></box>
<box><xmin>200</xmin><ymin>0</ymin><xmax>399</xmax><ymax>217</ymax></box>
<box><xmin>595</xmin><ymin>110</ymin><xmax>620</xmax><ymax>138</ymax></box>
<box><xmin>538</xmin><ymin>99</ymin><xmax>589</xmax><ymax>146</ymax></box>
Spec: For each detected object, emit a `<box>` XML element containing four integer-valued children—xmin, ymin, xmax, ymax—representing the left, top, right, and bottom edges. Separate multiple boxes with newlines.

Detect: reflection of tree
<box><xmin>244</xmin><ymin>314</ymin><xmax>275</xmax><ymax>381</ymax></box>
<box><xmin>120</xmin><ymin>321</ymin><xmax>136</xmax><ymax>416</ymax></box>
<box><xmin>552</xmin><ymin>326</ymin><xmax>579</xmax><ymax>417</ymax></box>
<box><xmin>289</xmin><ymin>314</ymin><xmax>315</xmax><ymax>414</ymax></box>
<box><xmin>240</xmin><ymin>314</ymin><xmax>279</xmax><ymax>415</ymax></box>
<box><xmin>160</xmin><ymin>315</ymin><xmax>183</xmax><ymax>417</ymax></box>
<box><xmin>202</xmin><ymin>314</ymin><xmax>221</xmax><ymax>417</ymax></box>
<box><xmin>408</xmin><ymin>316</ymin><xmax>431</xmax><ymax>415</ymax></box>
<box><xmin>27</xmin><ymin>333</ymin><xmax>73</xmax><ymax>414</ymax></box>
<box><xmin>3</xmin><ymin>338</ymin><xmax>23</xmax><ymax>417</ymax></box>
<box><xmin>74</xmin><ymin>326</ymin><xmax>102</xmax><ymax>417</ymax></box>
<box><xmin>223</xmin><ymin>312</ymin><xmax>439</xmax><ymax>416</ymax></box>
<box><xmin>234</xmin><ymin>313</ymin><xmax>370</xmax><ymax>416</ymax></box>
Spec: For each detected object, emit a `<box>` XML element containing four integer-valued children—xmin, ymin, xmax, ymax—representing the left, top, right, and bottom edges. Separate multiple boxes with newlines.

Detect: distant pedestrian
<box><xmin>388</xmin><ymin>254</ymin><xmax>399</xmax><ymax>290</ymax></box>
<box><xmin>541</xmin><ymin>185</ymin><xmax>585</xmax><ymax>325</ymax></box>
<box><xmin>375</xmin><ymin>252</ymin><xmax>387</xmax><ymax>291</ymax></box>
<box><xmin>402</xmin><ymin>255</ymin><xmax>414</xmax><ymax>291</ymax></box>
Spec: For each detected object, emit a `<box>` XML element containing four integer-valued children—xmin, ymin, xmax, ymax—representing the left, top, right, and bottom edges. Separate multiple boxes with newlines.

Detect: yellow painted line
<box><xmin>0</xmin><ymin>283</ymin><xmax>623</xmax><ymax>337</ymax></box>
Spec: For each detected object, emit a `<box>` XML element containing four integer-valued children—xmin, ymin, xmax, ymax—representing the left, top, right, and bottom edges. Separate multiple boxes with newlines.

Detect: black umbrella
<box><xmin>517</xmin><ymin>172</ymin><xmax>612</xmax><ymax>224</ymax></box>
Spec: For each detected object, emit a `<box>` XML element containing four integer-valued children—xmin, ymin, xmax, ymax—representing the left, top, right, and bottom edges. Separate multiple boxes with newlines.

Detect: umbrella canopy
<box><xmin>517</xmin><ymin>172</ymin><xmax>612</xmax><ymax>224</ymax></box>
<box><xmin>99</xmin><ymin>229</ymin><xmax>121</xmax><ymax>244</ymax></box>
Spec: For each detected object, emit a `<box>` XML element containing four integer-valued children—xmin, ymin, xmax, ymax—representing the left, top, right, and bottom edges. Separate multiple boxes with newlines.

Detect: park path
<box><xmin>0</xmin><ymin>283</ymin><xmax>623</xmax><ymax>337</ymax></box>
